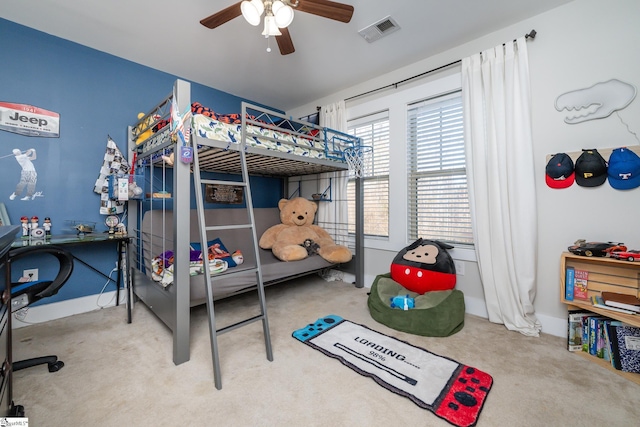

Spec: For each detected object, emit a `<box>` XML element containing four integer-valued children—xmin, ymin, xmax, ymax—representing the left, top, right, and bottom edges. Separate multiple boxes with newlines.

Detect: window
<box><xmin>407</xmin><ymin>91</ymin><xmax>473</xmax><ymax>245</ymax></box>
<box><xmin>347</xmin><ymin>111</ymin><xmax>390</xmax><ymax>238</ymax></box>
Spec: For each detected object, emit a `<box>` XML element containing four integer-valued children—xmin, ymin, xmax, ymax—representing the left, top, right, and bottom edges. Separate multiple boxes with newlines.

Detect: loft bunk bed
<box><xmin>127</xmin><ymin>79</ymin><xmax>365</xmax><ymax>366</ymax></box>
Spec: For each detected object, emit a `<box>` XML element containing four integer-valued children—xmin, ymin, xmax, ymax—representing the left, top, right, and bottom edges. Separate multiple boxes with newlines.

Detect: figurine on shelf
<box><xmin>29</xmin><ymin>216</ymin><xmax>39</xmax><ymax>232</ymax></box>
<box><xmin>43</xmin><ymin>217</ymin><xmax>52</xmax><ymax>237</ymax></box>
<box><xmin>20</xmin><ymin>216</ymin><xmax>29</xmax><ymax>238</ymax></box>
<box><xmin>115</xmin><ymin>223</ymin><xmax>127</xmax><ymax>235</ymax></box>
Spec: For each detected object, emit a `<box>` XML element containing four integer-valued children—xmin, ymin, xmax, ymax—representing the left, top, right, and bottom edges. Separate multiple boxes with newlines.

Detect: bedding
<box><xmin>192</xmin><ymin>114</ymin><xmax>325</xmax><ymax>159</ymax></box>
<box><xmin>150</xmin><ymin>238</ymin><xmax>241</xmax><ymax>287</ymax></box>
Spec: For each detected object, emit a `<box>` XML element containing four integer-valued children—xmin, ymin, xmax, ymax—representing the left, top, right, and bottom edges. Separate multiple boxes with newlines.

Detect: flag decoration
<box><xmin>94</xmin><ymin>136</ymin><xmax>131</xmax><ymax>215</ymax></box>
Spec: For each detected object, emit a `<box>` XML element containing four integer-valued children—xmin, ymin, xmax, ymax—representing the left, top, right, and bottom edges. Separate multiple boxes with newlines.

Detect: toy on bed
<box><xmin>192</xmin><ymin>102</ymin><xmax>243</xmax><ymax>124</ymax></box>
<box><xmin>259</xmin><ymin>197</ymin><xmax>352</xmax><ymax>263</ymax></box>
<box><xmin>300</xmin><ymin>239</ymin><xmax>321</xmax><ymax>256</ymax></box>
<box><xmin>135</xmin><ymin>112</ymin><xmax>155</xmax><ymax>145</ymax></box>
<box><xmin>390</xmin><ymin>238</ymin><xmax>456</xmax><ymax>294</ymax></box>
<box><xmin>135</xmin><ymin>111</ymin><xmax>170</xmax><ymax>146</ymax></box>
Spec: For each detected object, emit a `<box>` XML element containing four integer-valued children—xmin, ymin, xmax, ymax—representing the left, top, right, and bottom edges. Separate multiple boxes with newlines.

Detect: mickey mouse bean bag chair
<box><xmin>390</xmin><ymin>238</ymin><xmax>457</xmax><ymax>294</ymax></box>
<box><xmin>368</xmin><ymin>239</ymin><xmax>465</xmax><ymax>337</ymax></box>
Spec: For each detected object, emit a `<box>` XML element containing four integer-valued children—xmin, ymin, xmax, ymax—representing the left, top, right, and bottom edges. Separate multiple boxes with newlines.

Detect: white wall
<box><xmin>288</xmin><ymin>0</ymin><xmax>640</xmax><ymax>337</ymax></box>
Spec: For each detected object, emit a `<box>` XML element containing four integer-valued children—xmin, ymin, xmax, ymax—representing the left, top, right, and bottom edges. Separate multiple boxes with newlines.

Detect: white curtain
<box><xmin>461</xmin><ymin>37</ymin><xmax>541</xmax><ymax>336</ymax></box>
<box><xmin>319</xmin><ymin>101</ymin><xmax>349</xmax><ymax>246</ymax></box>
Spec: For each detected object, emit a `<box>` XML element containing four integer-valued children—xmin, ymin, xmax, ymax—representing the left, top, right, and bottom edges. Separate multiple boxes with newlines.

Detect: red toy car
<box><xmin>610</xmin><ymin>250</ymin><xmax>640</xmax><ymax>262</ymax></box>
<box><xmin>567</xmin><ymin>240</ymin><xmax>627</xmax><ymax>257</ymax></box>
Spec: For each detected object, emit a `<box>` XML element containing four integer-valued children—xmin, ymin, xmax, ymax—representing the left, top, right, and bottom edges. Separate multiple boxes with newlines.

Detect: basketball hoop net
<box><xmin>344</xmin><ymin>146</ymin><xmax>372</xmax><ymax>178</ymax></box>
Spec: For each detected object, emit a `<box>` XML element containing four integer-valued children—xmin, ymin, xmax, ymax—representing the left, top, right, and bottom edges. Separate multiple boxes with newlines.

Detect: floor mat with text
<box><xmin>292</xmin><ymin>315</ymin><xmax>492</xmax><ymax>427</ymax></box>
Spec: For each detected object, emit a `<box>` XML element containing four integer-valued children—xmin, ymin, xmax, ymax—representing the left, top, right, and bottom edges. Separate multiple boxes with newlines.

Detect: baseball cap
<box><xmin>575</xmin><ymin>149</ymin><xmax>608</xmax><ymax>187</ymax></box>
<box><xmin>545</xmin><ymin>153</ymin><xmax>575</xmax><ymax>189</ymax></box>
<box><xmin>608</xmin><ymin>147</ymin><xmax>640</xmax><ymax>190</ymax></box>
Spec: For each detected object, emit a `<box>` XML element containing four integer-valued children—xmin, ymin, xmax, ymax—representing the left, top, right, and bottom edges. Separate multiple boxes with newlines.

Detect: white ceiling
<box><xmin>1</xmin><ymin>0</ymin><xmax>573</xmax><ymax>111</ymax></box>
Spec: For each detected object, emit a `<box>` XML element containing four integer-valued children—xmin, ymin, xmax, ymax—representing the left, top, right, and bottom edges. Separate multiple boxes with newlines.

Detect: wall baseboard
<box><xmin>12</xmin><ymin>291</ymin><xmax>124</xmax><ymax>329</ymax></box>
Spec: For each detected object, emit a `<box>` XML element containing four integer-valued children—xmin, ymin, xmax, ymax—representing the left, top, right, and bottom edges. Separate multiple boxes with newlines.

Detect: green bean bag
<box><xmin>368</xmin><ymin>273</ymin><xmax>465</xmax><ymax>337</ymax></box>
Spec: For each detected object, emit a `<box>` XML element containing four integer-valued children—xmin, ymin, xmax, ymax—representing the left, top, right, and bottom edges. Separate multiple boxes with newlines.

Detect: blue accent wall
<box><xmin>0</xmin><ymin>18</ymin><xmax>283</xmax><ymax>304</ymax></box>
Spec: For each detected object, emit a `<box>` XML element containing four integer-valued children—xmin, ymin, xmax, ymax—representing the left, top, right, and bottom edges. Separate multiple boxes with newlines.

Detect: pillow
<box><xmin>191</xmin><ymin>102</ymin><xmax>242</xmax><ymax>124</ymax></box>
<box><xmin>190</xmin><ymin>237</ymin><xmax>237</xmax><ymax>268</ymax></box>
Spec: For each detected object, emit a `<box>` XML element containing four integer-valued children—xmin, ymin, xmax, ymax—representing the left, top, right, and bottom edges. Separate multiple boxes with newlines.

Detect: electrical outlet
<box><xmin>14</xmin><ymin>307</ymin><xmax>29</xmax><ymax>321</ymax></box>
<box><xmin>454</xmin><ymin>260</ymin><xmax>465</xmax><ymax>276</ymax></box>
<box><xmin>24</xmin><ymin>268</ymin><xmax>38</xmax><ymax>281</ymax></box>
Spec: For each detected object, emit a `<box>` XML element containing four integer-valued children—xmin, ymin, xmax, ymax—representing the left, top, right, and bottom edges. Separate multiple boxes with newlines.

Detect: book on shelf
<box><xmin>567</xmin><ymin>311</ymin><xmax>590</xmax><ymax>351</ymax></box>
<box><xmin>596</xmin><ymin>318</ymin><xmax>608</xmax><ymax>360</ymax></box>
<box><xmin>604</xmin><ymin>320</ymin><xmax>626</xmax><ymax>369</ymax></box>
<box><xmin>582</xmin><ymin>314</ymin><xmax>590</xmax><ymax>353</ymax></box>
<box><xmin>565</xmin><ymin>267</ymin><xmax>575</xmax><ymax>301</ymax></box>
<box><xmin>588</xmin><ymin>316</ymin><xmax>607</xmax><ymax>356</ymax></box>
<box><xmin>581</xmin><ymin>315</ymin><xmax>605</xmax><ymax>353</ymax></box>
<box><xmin>607</xmin><ymin>324</ymin><xmax>640</xmax><ymax>373</ymax></box>
<box><xmin>590</xmin><ymin>295</ymin><xmax>637</xmax><ymax>315</ymax></box>
<box><xmin>574</xmin><ymin>269</ymin><xmax>589</xmax><ymax>300</ymax></box>
<box><xmin>601</xmin><ymin>291</ymin><xmax>640</xmax><ymax>313</ymax></box>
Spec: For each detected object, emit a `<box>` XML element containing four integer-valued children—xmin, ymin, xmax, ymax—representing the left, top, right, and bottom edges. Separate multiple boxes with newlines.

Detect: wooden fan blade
<box><xmin>295</xmin><ymin>0</ymin><xmax>354</xmax><ymax>23</ymax></box>
<box><xmin>200</xmin><ymin>2</ymin><xmax>243</xmax><ymax>29</ymax></box>
<box><xmin>276</xmin><ymin>28</ymin><xmax>295</xmax><ymax>55</ymax></box>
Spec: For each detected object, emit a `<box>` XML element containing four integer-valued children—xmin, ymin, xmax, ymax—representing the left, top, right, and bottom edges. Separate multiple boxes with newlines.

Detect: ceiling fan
<box><xmin>200</xmin><ymin>0</ymin><xmax>354</xmax><ymax>55</ymax></box>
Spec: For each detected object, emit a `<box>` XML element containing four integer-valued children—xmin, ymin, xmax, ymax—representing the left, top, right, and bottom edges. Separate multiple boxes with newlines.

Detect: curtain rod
<box><xmin>342</xmin><ymin>29</ymin><xmax>537</xmax><ymax>103</ymax></box>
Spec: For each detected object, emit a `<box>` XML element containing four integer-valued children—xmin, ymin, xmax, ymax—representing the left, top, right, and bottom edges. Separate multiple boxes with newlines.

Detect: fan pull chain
<box><xmin>266</xmin><ymin>36</ymin><xmax>272</xmax><ymax>53</ymax></box>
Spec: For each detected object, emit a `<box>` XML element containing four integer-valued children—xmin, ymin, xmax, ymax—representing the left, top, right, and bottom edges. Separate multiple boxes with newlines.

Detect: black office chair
<box><xmin>8</xmin><ymin>245</ymin><xmax>74</xmax><ymax>373</ymax></box>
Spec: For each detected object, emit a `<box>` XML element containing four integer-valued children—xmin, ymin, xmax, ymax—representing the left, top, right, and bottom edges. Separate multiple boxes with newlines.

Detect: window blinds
<box><xmin>348</xmin><ymin>111</ymin><xmax>390</xmax><ymax>238</ymax></box>
<box><xmin>407</xmin><ymin>92</ymin><xmax>473</xmax><ymax>245</ymax></box>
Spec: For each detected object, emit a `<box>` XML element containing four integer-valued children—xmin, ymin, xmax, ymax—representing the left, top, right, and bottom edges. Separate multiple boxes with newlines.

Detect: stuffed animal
<box><xmin>135</xmin><ymin>112</ymin><xmax>154</xmax><ymax>145</ymax></box>
<box><xmin>300</xmin><ymin>238</ymin><xmax>320</xmax><ymax>255</ymax></box>
<box><xmin>162</xmin><ymin>152</ymin><xmax>175</xmax><ymax>166</ymax></box>
<box><xmin>390</xmin><ymin>238</ymin><xmax>456</xmax><ymax>294</ymax></box>
<box><xmin>390</xmin><ymin>294</ymin><xmax>415</xmax><ymax>310</ymax></box>
<box><xmin>259</xmin><ymin>197</ymin><xmax>352</xmax><ymax>263</ymax></box>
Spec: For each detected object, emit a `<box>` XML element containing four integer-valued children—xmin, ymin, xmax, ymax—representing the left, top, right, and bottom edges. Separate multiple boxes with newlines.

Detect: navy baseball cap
<box><xmin>545</xmin><ymin>153</ymin><xmax>575</xmax><ymax>189</ymax></box>
<box><xmin>575</xmin><ymin>149</ymin><xmax>608</xmax><ymax>187</ymax></box>
<box><xmin>608</xmin><ymin>147</ymin><xmax>640</xmax><ymax>190</ymax></box>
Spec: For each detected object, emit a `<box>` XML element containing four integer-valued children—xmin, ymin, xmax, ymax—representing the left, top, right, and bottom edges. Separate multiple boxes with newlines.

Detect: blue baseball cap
<box><xmin>608</xmin><ymin>147</ymin><xmax>640</xmax><ymax>190</ymax></box>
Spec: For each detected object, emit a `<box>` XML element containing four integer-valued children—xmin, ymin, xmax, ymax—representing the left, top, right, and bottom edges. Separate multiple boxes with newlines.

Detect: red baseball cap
<box><xmin>545</xmin><ymin>153</ymin><xmax>575</xmax><ymax>189</ymax></box>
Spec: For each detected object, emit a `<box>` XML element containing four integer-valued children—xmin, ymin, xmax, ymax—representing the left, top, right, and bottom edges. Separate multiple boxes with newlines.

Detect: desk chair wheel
<box><xmin>48</xmin><ymin>360</ymin><xmax>65</xmax><ymax>372</ymax></box>
<box><xmin>9</xmin><ymin>403</ymin><xmax>25</xmax><ymax>417</ymax></box>
<box><xmin>13</xmin><ymin>355</ymin><xmax>64</xmax><ymax>373</ymax></box>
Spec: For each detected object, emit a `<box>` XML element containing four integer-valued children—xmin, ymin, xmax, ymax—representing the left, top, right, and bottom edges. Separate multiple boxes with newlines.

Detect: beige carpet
<box><xmin>12</xmin><ymin>275</ymin><xmax>640</xmax><ymax>427</ymax></box>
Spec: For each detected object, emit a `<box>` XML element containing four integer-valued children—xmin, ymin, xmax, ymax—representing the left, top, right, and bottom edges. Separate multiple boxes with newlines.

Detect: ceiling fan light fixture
<box><xmin>262</xmin><ymin>14</ymin><xmax>282</xmax><ymax>37</ymax></box>
<box><xmin>202</xmin><ymin>0</ymin><xmax>353</xmax><ymax>55</ymax></box>
<box><xmin>241</xmin><ymin>0</ymin><xmax>264</xmax><ymax>26</ymax></box>
<box><xmin>272</xmin><ymin>1</ymin><xmax>294</xmax><ymax>28</ymax></box>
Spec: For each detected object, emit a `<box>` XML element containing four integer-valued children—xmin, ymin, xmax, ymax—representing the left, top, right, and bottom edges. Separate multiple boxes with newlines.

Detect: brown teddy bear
<box><xmin>259</xmin><ymin>197</ymin><xmax>352</xmax><ymax>263</ymax></box>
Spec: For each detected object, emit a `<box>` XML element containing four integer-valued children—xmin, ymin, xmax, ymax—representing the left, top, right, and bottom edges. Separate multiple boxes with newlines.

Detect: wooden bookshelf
<box><xmin>560</xmin><ymin>251</ymin><xmax>640</xmax><ymax>385</ymax></box>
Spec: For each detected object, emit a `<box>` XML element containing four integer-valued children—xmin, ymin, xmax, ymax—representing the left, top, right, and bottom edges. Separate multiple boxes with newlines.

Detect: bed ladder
<box><xmin>192</xmin><ymin>139</ymin><xmax>274</xmax><ymax>390</ymax></box>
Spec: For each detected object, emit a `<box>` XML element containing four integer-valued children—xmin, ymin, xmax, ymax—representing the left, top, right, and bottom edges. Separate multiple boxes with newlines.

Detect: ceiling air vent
<box><xmin>358</xmin><ymin>16</ymin><xmax>400</xmax><ymax>43</ymax></box>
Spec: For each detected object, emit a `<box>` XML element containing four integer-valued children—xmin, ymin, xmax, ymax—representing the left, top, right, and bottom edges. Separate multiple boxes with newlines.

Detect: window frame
<box><xmin>345</xmin><ymin>71</ymin><xmax>476</xmax><ymax>261</ymax></box>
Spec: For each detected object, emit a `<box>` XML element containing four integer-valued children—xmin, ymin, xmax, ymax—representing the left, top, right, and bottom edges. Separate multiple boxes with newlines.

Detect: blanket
<box><xmin>150</xmin><ymin>243</ymin><xmax>242</xmax><ymax>287</ymax></box>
